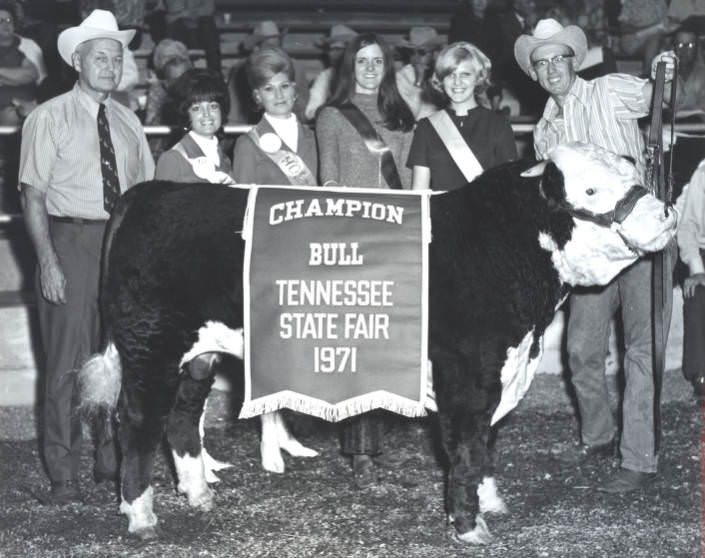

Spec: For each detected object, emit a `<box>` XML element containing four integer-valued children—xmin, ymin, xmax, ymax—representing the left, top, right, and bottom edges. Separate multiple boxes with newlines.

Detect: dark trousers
<box><xmin>683</xmin><ymin>249</ymin><xmax>705</xmax><ymax>382</ymax></box>
<box><xmin>167</xmin><ymin>16</ymin><xmax>221</xmax><ymax>72</ymax></box>
<box><xmin>37</xmin><ymin>220</ymin><xmax>116</xmax><ymax>482</ymax></box>
<box><xmin>341</xmin><ymin>412</ymin><xmax>383</xmax><ymax>456</ymax></box>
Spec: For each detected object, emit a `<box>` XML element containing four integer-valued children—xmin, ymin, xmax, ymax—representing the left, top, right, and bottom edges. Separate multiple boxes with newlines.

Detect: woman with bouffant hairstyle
<box><xmin>408</xmin><ymin>41</ymin><xmax>516</xmax><ymax>191</ymax></box>
<box><xmin>232</xmin><ymin>45</ymin><xmax>317</xmax><ymax>185</ymax></box>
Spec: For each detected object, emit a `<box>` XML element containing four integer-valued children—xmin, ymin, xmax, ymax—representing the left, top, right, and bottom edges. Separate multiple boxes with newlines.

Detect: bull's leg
<box><xmin>166</xmin><ymin>372</ymin><xmax>215</xmax><ymax>511</ymax></box>
<box><xmin>433</xmin><ymin>349</ymin><xmax>503</xmax><ymax>545</ymax></box>
<box><xmin>200</xmin><ymin>399</ymin><xmax>234</xmax><ymax>483</ymax></box>
<box><xmin>118</xmin><ymin>380</ymin><xmax>174</xmax><ymax>540</ymax></box>
<box><xmin>259</xmin><ymin>411</ymin><xmax>318</xmax><ymax>473</ymax></box>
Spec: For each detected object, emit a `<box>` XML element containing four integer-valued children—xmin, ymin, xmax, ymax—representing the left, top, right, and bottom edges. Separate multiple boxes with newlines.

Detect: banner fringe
<box><xmin>239</xmin><ymin>390</ymin><xmax>429</xmax><ymax>423</ymax></box>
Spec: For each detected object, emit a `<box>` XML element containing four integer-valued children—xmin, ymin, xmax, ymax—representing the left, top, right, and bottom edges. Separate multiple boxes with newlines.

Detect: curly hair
<box><xmin>327</xmin><ymin>32</ymin><xmax>414</xmax><ymax>132</ymax></box>
<box><xmin>168</xmin><ymin>68</ymin><xmax>230</xmax><ymax>131</ymax></box>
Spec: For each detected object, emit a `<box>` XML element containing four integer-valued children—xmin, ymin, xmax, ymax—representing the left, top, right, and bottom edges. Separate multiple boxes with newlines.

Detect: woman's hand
<box><xmin>683</xmin><ymin>272</ymin><xmax>705</xmax><ymax>298</ymax></box>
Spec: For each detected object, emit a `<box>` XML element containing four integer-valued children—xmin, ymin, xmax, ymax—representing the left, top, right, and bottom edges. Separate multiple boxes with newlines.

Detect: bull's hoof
<box><xmin>454</xmin><ymin>515</ymin><xmax>493</xmax><ymax>545</ymax></box>
<box><xmin>478</xmin><ymin>477</ymin><xmax>508</xmax><ymax>515</ymax></box>
<box><xmin>260</xmin><ymin>441</ymin><xmax>285</xmax><ymax>474</ymax></box>
<box><xmin>187</xmin><ymin>487</ymin><xmax>215</xmax><ymax>511</ymax></box>
<box><xmin>132</xmin><ymin>525</ymin><xmax>160</xmax><ymax>542</ymax></box>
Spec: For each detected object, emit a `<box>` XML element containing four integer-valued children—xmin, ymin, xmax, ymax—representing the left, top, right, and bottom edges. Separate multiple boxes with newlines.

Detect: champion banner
<box><xmin>240</xmin><ymin>185</ymin><xmax>431</xmax><ymax>422</ymax></box>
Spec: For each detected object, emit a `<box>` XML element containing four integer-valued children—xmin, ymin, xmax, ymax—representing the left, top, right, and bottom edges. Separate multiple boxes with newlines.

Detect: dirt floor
<box><xmin>0</xmin><ymin>371</ymin><xmax>702</xmax><ymax>558</ymax></box>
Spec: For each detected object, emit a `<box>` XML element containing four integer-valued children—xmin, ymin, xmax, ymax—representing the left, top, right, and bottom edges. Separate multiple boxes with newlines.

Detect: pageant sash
<box><xmin>428</xmin><ymin>110</ymin><xmax>483</xmax><ymax>182</ymax></box>
<box><xmin>248</xmin><ymin>124</ymin><xmax>317</xmax><ymax>186</ymax></box>
<box><xmin>337</xmin><ymin>103</ymin><xmax>403</xmax><ymax>189</ymax></box>
<box><xmin>171</xmin><ymin>142</ymin><xmax>235</xmax><ymax>184</ymax></box>
<box><xmin>240</xmin><ymin>185</ymin><xmax>432</xmax><ymax>422</ymax></box>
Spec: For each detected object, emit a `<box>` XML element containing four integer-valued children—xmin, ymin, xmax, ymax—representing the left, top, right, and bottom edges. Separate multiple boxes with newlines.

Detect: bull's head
<box><xmin>522</xmin><ymin>142</ymin><xmax>677</xmax><ymax>286</ymax></box>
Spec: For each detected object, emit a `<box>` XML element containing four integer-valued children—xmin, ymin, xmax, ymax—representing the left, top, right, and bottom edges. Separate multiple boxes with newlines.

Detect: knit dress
<box><xmin>315</xmin><ymin>92</ymin><xmax>413</xmax><ymax>189</ymax></box>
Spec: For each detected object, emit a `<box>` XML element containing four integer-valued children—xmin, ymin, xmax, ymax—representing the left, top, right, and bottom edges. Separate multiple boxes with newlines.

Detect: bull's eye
<box><xmin>586</xmin><ymin>188</ymin><xmax>596</xmax><ymax>196</ymax></box>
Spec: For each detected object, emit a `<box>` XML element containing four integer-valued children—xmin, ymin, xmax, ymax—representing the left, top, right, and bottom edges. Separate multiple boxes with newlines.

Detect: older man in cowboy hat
<box><xmin>18</xmin><ymin>9</ymin><xmax>154</xmax><ymax>504</ymax></box>
<box><xmin>514</xmin><ymin>18</ymin><xmax>681</xmax><ymax>493</ymax></box>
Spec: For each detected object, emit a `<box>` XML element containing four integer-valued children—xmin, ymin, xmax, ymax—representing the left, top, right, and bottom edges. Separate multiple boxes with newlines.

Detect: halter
<box><xmin>556</xmin><ymin>184</ymin><xmax>648</xmax><ymax>228</ymax></box>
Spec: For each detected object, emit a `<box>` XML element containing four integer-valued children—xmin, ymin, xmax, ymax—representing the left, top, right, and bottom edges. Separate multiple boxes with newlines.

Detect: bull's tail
<box><xmin>76</xmin><ymin>341</ymin><xmax>122</xmax><ymax>436</ymax></box>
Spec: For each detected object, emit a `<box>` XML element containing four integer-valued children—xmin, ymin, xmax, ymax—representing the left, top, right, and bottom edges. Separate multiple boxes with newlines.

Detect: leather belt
<box><xmin>49</xmin><ymin>215</ymin><xmax>107</xmax><ymax>225</ymax></box>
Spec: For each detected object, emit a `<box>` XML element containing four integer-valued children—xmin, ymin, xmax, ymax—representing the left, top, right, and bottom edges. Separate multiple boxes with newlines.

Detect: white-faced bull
<box><xmin>77</xmin><ymin>142</ymin><xmax>676</xmax><ymax>542</ymax></box>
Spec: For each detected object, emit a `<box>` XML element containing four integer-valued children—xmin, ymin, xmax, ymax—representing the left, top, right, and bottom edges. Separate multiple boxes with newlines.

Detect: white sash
<box><xmin>428</xmin><ymin>110</ymin><xmax>483</xmax><ymax>182</ymax></box>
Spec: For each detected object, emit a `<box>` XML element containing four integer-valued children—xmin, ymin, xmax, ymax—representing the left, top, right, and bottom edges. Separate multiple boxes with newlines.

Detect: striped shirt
<box><xmin>19</xmin><ymin>83</ymin><xmax>155</xmax><ymax>219</ymax></box>
<box><xmin>533</xmin><ymin>74</ymin><xmax>649</xmax><ymax>182</ymax></box>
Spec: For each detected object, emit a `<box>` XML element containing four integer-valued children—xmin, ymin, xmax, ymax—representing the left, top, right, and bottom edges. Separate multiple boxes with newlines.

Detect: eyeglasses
<box><xmin>674</xmin><ymin>41</ymin><xmax>697</xmax><ymax>49</ymax></box>
<box><xmin>531</xmin><ymin>54</ymin><xmax>574</xmax><ymax>70</ymax></box>
<box><xmin>0</xmin><ymin>17</ymin><xmax>13</xmax><ymax>24</ymax></box>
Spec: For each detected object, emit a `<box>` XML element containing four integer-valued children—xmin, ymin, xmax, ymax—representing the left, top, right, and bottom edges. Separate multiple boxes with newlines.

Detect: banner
<box><xmin>240</xmin><ymin>185</ymin><xmax>431</xmax><ymax>422</ymax></box>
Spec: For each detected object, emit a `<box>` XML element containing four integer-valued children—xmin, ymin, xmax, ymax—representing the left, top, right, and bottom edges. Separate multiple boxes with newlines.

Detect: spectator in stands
<box><xmin>18</xmin><ymin>9</ymin><xmax>154</xmax><ymax>505</ymax></box>
<box><xmin>408</xmin><ymin>41</ymin><xmax>516</xmax><ymax>191</ymax></box>
<box><xmin>162</xmin><ymin>0</ymin><xmax>220</xmax><ymax>73</ymax></box>
<box><xmin>515</xmin><ymin>17</ymin><xmax>680</xmax><ymax>493</ymax></box>
<box><xmin>232</xmin><ymin>46</ymin><xmax>317</xmax><ymax>185</ymax></box>
<box><xmin>617</xmin><ymin>0</ymin><xmax>672</xmax><ymax>77</ymax></box>
<box><xmin>0</xmin><ymin>1</ymin><xmax>38</xmax><ymax>126</ymax></box>
<box><xmin>395</xmin><ymin>26</ymin><xmax>445</xmax><ymax>119</ymax></box>
<box><xmin>677</xmin><ymin>161</ymin><xmax>705</xmax><ymax>400</ymax></box>
<box><xmin>305</xmin><ymin>24</ymin><xmax>357</xmax><ymax>122</ymax></box>
<box><xmin>144</xmin><ymin>38</ymin><xmax>192</xmax><ymax>161</ymax></box>
<box><xmin>227</xmin><ymin>21</ymin><xmax>309</xmax><ymax>124</ymax></box>
<box><xmin>316</xmin><ymin>32</ymin><xmax>415</xmax><ymax>488</ymax></box>
<box><xmin>672</xmin><ymin>16</ymin><xmax>705</xmax><ymax>115</ymax></box>
<box><xmin>155</xmin><ymin>68</ymin><xmax>232</xmax><ymax>183</ymax></box>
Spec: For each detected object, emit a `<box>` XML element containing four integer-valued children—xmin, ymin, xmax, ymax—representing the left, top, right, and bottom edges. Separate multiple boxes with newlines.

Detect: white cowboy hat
<box><xmin>58</xmin><ymin>9</ymin><xmax>135</xmax><ymax>66</ymax></box>
<box><xmin>242</xmin><ymin>20</ymin><xmax>285</xmax><ymax>52</ymax></box>
<box><xmin>396</xmin><ymin>26</ymin><xmax>445</xmax><ymax>50</ymax></box>
<box><xmin>514</xmin><ymin>18</ymin><xmax>587</xmax><ymax>76</ymax></box>
<box><xmin>315</xmin><ymin>24</ymin><xmax>358</xmax><ymax>49</ymax></box>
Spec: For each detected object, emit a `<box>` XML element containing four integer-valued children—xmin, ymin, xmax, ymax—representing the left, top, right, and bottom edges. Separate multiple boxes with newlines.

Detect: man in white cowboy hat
<box><xmin>514</xmin><ymin>18</ymin><xmax>681</xmax><ymax>493</ymax></box>
<box><xmin>18</xmin><ymin>8</ymin><xmax>154</xmax><ymax>504</ymax></box>
<box><xmin>304</xmin><ymin>24</ymin><xmax>357</xmax><ymax>121</ymax></box>
<box><xmin>227</xmin><ymin>20</ymin><xmax>308</xmax><ymax>124</ymax></box>
<box><xmin>395</xmin><ymin>26</ymin><xmax>446</xmax><ymax>119</ymax></box>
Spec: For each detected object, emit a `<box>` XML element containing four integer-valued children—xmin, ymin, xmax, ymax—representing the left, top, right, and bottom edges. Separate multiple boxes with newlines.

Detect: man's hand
<box><xmin>683</xmin><ymin>272</ymin><xmax>705</xmax><ymax>298</ymax></box>
<box><xmin>651</xmin><ymin>50</ymin><xmax>678</xmax><ymax>82</ymax></box>
<box><xmin>39</xmin><ymin>257</ymin><xmax>67</xmax><ymax>304</ymax></box>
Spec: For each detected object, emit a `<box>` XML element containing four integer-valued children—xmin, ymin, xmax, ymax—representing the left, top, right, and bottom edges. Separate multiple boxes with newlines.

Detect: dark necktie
<box><xmin>97</xmin><ymin>103</ymin><xmax>120</xmax><ymax>212</ymax></box>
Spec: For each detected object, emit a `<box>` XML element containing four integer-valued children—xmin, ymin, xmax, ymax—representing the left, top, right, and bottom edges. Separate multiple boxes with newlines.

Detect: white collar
<box><xmin>264</xmin><ymin>113</ymin><xmax>299</xmax><ymax>152</ymax></box>
<box><xmin>189</xmin><ymin>131</ymin><xmax>220</xmax><ymax>167</ymax></box>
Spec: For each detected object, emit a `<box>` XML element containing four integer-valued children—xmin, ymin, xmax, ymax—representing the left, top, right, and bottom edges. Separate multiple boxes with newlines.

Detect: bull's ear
<box><xmin>521</xmin><ymin>161</ymin><xmax>548</xmax><ymax>177</ymax></box>
<box><xmin>540</xmin><ymin>162</ymin><xmax>566</xmax><ymax>203</ymax></box>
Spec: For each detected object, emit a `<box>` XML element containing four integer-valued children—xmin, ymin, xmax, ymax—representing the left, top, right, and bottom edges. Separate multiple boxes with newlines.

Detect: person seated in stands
<box><xmin>144</xmin><ymin>38</ymin><xmax>193</xmax><ymax>160</ymax></box>
<box><xmin>232</xmin><ymin>46</ymin><xmax>317</xmax><ymax>185</ymax></box>
<box><xmin>227</xmin><ymin>21</ymin><xmax>309</xmax><ymax>124</ymax></box>
<box><xmin>616</xmin><ymin>0</ymin><xmax>674</xmax><ymax>77</ymax></box>
<box><xmin>162</xmin><ymin>0</ymin><xmax>220</xmax><ymax>73</ymax></box>
<box><xmin>672</xmin><ymin>16</ymin><xmax>705</xmax><ymax>116</ymax></box>
<box><xmin>0</xmin><ymin>1</ymin><xmax>38</xmax><ymax>126</ymax></box>
<box><xmin>395</xmin><ymin>26</ymin><xmax>445</xmax><ymax>119</ymax></box>
<box><xmin>304</xmin><ymin>24</ymin><xmax>357</xmax><ymax>122</ymax></box>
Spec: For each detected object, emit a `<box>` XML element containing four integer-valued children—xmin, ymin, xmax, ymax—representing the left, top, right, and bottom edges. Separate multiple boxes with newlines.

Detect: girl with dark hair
<box><xmin>155</xmin><ymin>67</ymin><xmax>234</xmax><ymax>183</ymax></box>
<box><xmin>316</xmin><ymin>32</ymin><xmax>415</xmax><ymax>189</ymax></box>
<box><xmin>315</xmin><ymin>33</ymin><xmax>414</xmax><ymax>488</ymax></box>
<box><xmin>232</xmin><ymin>45</ymin><xmax>318</xmax><ymax>185</ymax></box>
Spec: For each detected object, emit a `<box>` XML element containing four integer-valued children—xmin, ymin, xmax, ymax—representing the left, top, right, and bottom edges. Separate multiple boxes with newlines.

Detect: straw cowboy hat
<box><xmin>396</xmin><ymin>26</ymin><xmax>445</xmax><ymax>51</ymax></box>
<box><xmin>315</xmin><ymin>24</ymin><xmax>358</xmax><ymax>49</ymax></box>
<box><xmin>242</xmin><ymin>20</ymin><xmax>285</xmax><ymax>52</ymax></box>
<box><xmin>57</xmin><ymin>9</ymin><xmax>135</xmax><ymax>66</ymax></box>
<box><xmin>514</xmin><ymin>18</ymin><xmax>588</xmax><ymax>76</ymax></box>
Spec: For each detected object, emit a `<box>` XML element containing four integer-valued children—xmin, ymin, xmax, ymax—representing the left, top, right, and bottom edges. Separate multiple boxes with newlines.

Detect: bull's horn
<box><xmin>520</xmin><ymin>161</ymin><xmax>548</xmax><ymax>177</ymax></box>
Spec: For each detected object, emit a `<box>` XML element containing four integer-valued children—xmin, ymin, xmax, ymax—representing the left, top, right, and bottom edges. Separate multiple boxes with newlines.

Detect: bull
<box><xmin>77</xmin><ymin>142</ymin><xmax>676</xmax><ymax>542</ymax></box>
